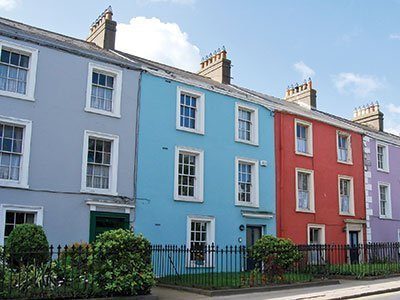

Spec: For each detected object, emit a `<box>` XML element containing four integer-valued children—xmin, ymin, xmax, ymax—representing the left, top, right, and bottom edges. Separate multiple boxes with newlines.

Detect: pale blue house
<box><xmin>119</xmin><ymin>50</ymin><xmax>277</xmax><ymax>250</ymax></box>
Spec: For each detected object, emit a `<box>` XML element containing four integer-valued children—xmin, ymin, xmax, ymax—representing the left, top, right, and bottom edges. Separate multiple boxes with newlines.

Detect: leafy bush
<box><xmin>92</xmin><ymin>229</ymin><xmax>155</xmax><ymax>296</ymax></box>
<box><xmin>5</xmin><ymin>224</ymin><xmax>49</xmax><ymax>267</ymax></box>
<box><xmin>251</xmin><ymin>235</ymin><xmax>302</xmax><ymax>282</ymax></box>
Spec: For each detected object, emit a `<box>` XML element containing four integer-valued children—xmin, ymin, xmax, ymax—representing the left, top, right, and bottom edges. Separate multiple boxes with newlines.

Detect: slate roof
<box><xmin>1</xmin><ymin>16</ymin><xmax>399</xmax><ymax>146</ymax></box>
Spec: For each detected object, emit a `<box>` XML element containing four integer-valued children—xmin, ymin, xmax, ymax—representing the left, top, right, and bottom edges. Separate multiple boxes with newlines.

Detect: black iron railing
<box><xmin>151</xmin><ymin>243</ymin><xmax>400</xmax><ymax>289</ymax></box>
<box><xmin>1</xmin><ymin>242</ymin><xmax>400</xmax><ymax>298</ymax></box>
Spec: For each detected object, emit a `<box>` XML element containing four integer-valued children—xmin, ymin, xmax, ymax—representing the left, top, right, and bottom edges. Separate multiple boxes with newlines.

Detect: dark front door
<box><xmin>89</xmin><ymin>211</ymin><xmax>130</xmax><ymax>242</ymax></box>
<box><xmin>349</xmin><ymin>231</ymin><xmax>360</xmax><ymax>264</ymax></box>
<box><xmin>246</xmin><ymin>226</ymin><xmax>262</xmax><ymax>270</ymax></box>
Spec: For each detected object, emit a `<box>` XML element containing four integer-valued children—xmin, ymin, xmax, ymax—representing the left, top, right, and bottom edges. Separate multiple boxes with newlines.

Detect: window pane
<box><xmin>10</xmin><ymin>52</ymin><xmax>19</xmax><ymax>66</ymax></box>
<box><xmin>1</xmin><ymin>50</ymin><xmax>10</xmax><ymax>63</ymax></box>
<box><xmin>20</xmin><ymin>55</ymin><xmax>29</xmax><ymax>68</ymax></box>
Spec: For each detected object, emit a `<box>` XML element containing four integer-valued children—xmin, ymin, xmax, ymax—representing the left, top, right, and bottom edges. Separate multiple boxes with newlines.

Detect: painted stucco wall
<box><xmin>365</xmin><ymin>137</ymin><xmax>400</xmax><ymax>242</ymax></box>
<box><xmin>134</xmin><ymin>73</ymin><xmax>276</xmax><ymax>246</ymax></box>
<box><xmin>275</xmin><ymin>111</ymin><xmax>366</xmax><ymax>245</ymax></box>
<box><xmin>0</xmin><ymin>36</ymin><xmax>139</xmax><ymax>246</ymax></box>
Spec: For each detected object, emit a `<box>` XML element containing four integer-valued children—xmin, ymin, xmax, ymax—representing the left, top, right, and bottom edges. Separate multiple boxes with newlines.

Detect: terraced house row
<box><xmin>1</xmin><ymin>8</ymin><xmax>400</xmax><ymax>257</ymax></box>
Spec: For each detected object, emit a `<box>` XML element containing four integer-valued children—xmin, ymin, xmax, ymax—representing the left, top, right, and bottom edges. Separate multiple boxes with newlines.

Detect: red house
<box><xmin>274</xmin><ymin>81</ymin><xmax>366</xmax><ymax>248</ymax></box>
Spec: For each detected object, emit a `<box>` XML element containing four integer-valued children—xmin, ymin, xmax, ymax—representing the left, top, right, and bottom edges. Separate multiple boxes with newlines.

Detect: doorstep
<box><xmin>157</xmin><ymin>279</ymin><xmax>340</xmax><ymax>297</ymax></box>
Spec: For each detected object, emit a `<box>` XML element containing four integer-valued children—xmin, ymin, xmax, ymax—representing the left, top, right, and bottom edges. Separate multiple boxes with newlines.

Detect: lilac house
<box><xmin>353</xmin><ymin>103</ymin><xmax>400</xmax><ymax>243</ymax></box>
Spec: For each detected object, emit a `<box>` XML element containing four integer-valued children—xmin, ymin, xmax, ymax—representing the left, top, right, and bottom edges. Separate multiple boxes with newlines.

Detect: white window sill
<box><xmin>235</xmin><ymin>202</ymin><xmax>259</xmax><ymax>208</ymax></box>
<box><xmin>235</xmin><ymin>139</ymin><xmax>259</xmax><ymax>147</ymax></box>
<box><xmin>0</xmin><ymin>90</ymin><xmax>34</xmax><ymax>102</ymax></box>
<box><xmin>379</xmin><ymin>216</ymin><xmax>393</xmax><ymax>220</ymax></box>
<box><xmin>295</xmin><ymin>151</ymin><xmax>313</xmax><ymax>157</ymax></box>
<box><xmin>337</xmin><ymin>160</ymin><xmax>353</xmax><ymax>165</ymax></box>
<box><xmin>296</xmin><ymin>208</ymin><xmax>315</xmax><ymax>214</ymax></box>
<box><xmin>339</xmin><ymin>212</ymin><xmax>355</xmax><ymax>217</ymax></box>
<box><xmin>0</xmin><ymin>181</ymin><xmax>29</xmax><ymax>189</ymax></box>
<box><xmin>377</xmin><ymin>168</ymin><xmax>390</xmax><ymax>174</ymax></box>
<box><xmin>174</xmin><ymin>196</ymin><xmax>203</xmax><ymax>203</ymax></box>
<box><xmin>81</xmin><ymin>188</ymin><xmax>118</xmax><ymax>196</ymax></box>
<box><xmin>84</xmin><ymin>107</ymin><xmax>121</xmax><ymax>119</ymax></box>
<box><xmin>176</xmin><ymin>126</ymin><xmax>204</xmax><ymax>135</ymax></box>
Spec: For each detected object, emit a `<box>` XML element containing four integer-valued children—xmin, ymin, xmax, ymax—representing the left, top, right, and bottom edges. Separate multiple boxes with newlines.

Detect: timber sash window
<box><xmin>0</xmin><ymin>124</ymin><xmax>23</xmax><ymax>181</ymax></box>
<box><xmin>295</xmin><ymin>119</ymin><xmax>313</xmax><ymax>156</ymax></box>
<box><xmin>235</xmin><ymin>157</ymin><xmax>259</xmax><ymax>207</ymax></box>
<box><xmin>235</xmin><ymin>103</ymin><xmax>259</xmax><ymax>145</ymax></box>
<box><xmin>377</xmin><ymin>143</ymin><xmax>389</xmax><ymax>172</ymax></box>
<box><xmin>339</xmin><ymin>177</ymin><xmax>354</xmax><ymax>215</ymax></box>
<box><xmin>81</xmin><ymin>131</ymin><xmax>119</xmax><ymax>195</ymax></box>
<box><xmin>0</xmin><ymin>116</ymin><xmax>32</xmax><ymax>188</ymax></box>
<box><xmin>186</xmin><ymin>216</ymin><xmax>215</xmax><ymax>267</ymax></box>
<box><xmin>85</xmin><ymin>63</ymin><xmax>122</xmax><ymax>118</ymax></box>
<box><xmin>379</xmin><ymin>183</ymin><xmax>391</xmax><ymax>219</ymax></box>
<box><xmin>176</xmin><ymin>87</ymin><xmax>205</xmax><ymax>134</ymax></box>
<box><xmin>0</xmin><ymin>49</ymin><xmax>29</xmax><ymax>95</ymax></box>
<box><xmin>296</xmin><ymin>169</ymin><xmax>314</xmax><ymax>212</ymax></box>
<box><xmin>174</xmin><ymin>146</ymin><xmax>204</xmax><ymax>202</ymax></box>
<box><xmin>337</xmin><ymin>132</ymin><xmax>352</xmax><ymax>163</ymax></box>
<box><xmin>0</xmin><ymin>41</ymin><xmax>38</xmax><ymax>101</ymax></box>
<box><xmin>4</xmin><ymin>211</ymin><xmax>34</xmax><ymax>241</ymax></box>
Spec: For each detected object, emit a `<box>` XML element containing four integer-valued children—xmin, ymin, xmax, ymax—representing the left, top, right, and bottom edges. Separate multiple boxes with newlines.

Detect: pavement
<box><xmin>152</xmin><ymin>277</ymin><xmax>400</xmax><ymax>300</ymax></box>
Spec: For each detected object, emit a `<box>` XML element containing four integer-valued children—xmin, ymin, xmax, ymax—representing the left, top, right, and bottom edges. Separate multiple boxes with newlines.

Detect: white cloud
<box><xmin>388</xmin><ymin>103</ymin><xmax>400</xmax><ymax>114</ymax></box>
<box><xmin>389</xmin><ymin>33</ymin><xmax>400</xmax><ymax>40</ymax></box>
<box><xmin>0</xmin><ymin>0</ymin><xmax>19</xmax><ymax>10</ymax></box>
<box><xmin>116</xmin><ymin>17</ymin><xmax>201</xmax><ymax>72</ymax></box>
<box><xmin>293</xmin><ymin>61</ymin><xmax>315</xmax><ymax>80</ymax></box>
<box><xmin>137</xmin><ymin>0</ymin><xmax>195</xmax><ymax>5</ymax></box>
<box><xmin>332</xmin><ymin>72</ymin><xmax>383</xmax><ymax>98</ymax></box>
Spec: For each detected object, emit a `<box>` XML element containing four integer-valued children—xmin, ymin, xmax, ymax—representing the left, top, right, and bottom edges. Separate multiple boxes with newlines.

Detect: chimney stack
<box><xmin>352</xmin><ymin>102</ymin><xmax>384</xmax><ymax>131</ymax></box>
<box><xmin>86</xmin><ymin>6</ymin><xmax>116</xmax><ymax>50</ymax></box>
<box><xmin>198</xmin><ymin>47</ymin><xmax>231</xmax><ymax>84</ymax></box>
<box><xmin>284</xmin><ymin>78</ymin><xmax>317</xmax><ymax>109</ymax></box>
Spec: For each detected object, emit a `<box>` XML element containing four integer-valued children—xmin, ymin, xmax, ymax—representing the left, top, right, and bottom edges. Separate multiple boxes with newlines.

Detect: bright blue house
<box><xmin>120</xmin><ymin>50</ymin><xmax>276</xmax><ymax>250</ymax></box>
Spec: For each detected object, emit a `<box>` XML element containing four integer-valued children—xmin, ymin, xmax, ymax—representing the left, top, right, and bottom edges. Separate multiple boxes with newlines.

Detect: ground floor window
<box><xmin>186</xmin><ymin>216</ymin><xmax>215</xmax><ymax>267</ymax></box>
<box><xmin>89</xmin><ymin>211</ymin><xmax>130</xmax><ymax>242</ymax></box>
<box><xmin>0</xmin><ymin>204</ymin><xmax>43</xmax><ymax>245</ymax></box>
<box><xmin>307</xmin><ymin>224</ymin><xmax>325</xmax><ymax>264</ymax></box>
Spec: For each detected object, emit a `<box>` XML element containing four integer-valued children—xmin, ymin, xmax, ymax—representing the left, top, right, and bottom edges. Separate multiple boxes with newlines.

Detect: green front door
<box><xmin>89</xmin><ymin>211</ymin><xmax>130</xmax><ymax>242</ymax></box>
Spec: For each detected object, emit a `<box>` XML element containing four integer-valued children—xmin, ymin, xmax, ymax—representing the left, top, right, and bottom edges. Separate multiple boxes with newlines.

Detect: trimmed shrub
<box><xmin>5</xmin><ymin>224</ymin><xmax>49</xmax><ymax>267</ymax></box>
<box><xmin>251</xmin><ymin>235</ymin><xmax>302</xmax><ymax>282</ymax></box>
<box><xmin>92</xmin><ymin>229</ymin><xmax>155</xmax><ymax>296</ymax></box>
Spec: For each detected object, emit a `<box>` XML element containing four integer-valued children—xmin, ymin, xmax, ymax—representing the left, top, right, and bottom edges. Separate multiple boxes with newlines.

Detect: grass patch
<box><xmin>158</xmin><ymin>271</ymin><xmax>314</xmax><ymax>289</ymax></box>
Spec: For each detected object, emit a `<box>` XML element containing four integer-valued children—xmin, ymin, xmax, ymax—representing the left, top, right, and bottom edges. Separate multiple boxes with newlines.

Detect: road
<box><xmin>360</xmin><ymin>291</ymin><xmax>400</xmax><ymax>299</ymax></box>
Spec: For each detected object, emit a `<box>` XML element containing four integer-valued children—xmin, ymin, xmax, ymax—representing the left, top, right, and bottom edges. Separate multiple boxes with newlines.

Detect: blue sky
<box><xmin>2</xmin><ymin>0</ymin><xmax>400</xmax><ymax>134</ymax></box>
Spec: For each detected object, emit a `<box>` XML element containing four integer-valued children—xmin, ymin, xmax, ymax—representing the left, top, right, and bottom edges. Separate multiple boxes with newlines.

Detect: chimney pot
<box><xmin>352</xmin><ymin>101</ymin><xmax>384</xmax><ymax>131</ymax></box>
<box><xmin>86</xmin><ymin>6</ymin><xmax>117</xmax><ymax>50</ymax></box>
<box><xmin>198</xmin><ymin>47</ymin><xmax>232</xmax><ymax>84</ymax></box>
<box><xmin>284</xmin><ymin>79</ymin><xmax>317</xmax><ymax>109</ymax></box>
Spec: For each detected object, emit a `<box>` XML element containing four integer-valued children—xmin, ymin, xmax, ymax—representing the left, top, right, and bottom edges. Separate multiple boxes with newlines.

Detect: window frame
<box><xmin>85</xmin><ymin>62</ymin><xmax>122</xmax><ymax>118</ymax></box>
<box><xmin>186</xmin><ymin>215</ymin><xmax>215</xmax><ymax>268</ymax></box>
<box><xmin>235</xmin><ymin>102</ymin><xmax>259</xmax><ymax>146</ymax></box>
<box><xmin>295</xmin><ymin>168</ymin><xmax>315</xmax><ymax>213</ymax></box>
<box><xmin>235</xmin><ymin>157</ymin><xmax>259</xmax><ymax>208</ymax></box>
<box><xmin>0</xmin><ymin>115</ymin><xmax>32</xmax><ymax>188</ymax></box>
<box><xmin>0</xmin><ymin>204</ymin><xmax>43</xmax><ymax>246</ymax></box>
<box><xmin>376</xmin><ymin>142</ymin><xmax>390</xmax><ymax>173</ymax></box>
<box><xmin>0</xmin><ymin>40</ymin><xmax>38</xmax><ymax>101</ymax></box>
<box><xmin>338</xmin><ymin>175</ymin><xmax>355</xmax><ymax>216</ymax></box>
<box><xmin>294</xmin><ymin>118</ymin><xmax>313</xmax><ymax>156</ymax></box>
<box><xmin>81</xmin><ymin>130</ymin><xmax>119</xmax><ymax>196</ymax></box>
<box><xmin>307</xmin><ymin>224</ymin><xmax>326</xmax><ymax>245</ymax></box>
<box><xmin>336</xmin><ymin>131</ymin><xmax>353</xmax><ymax>164</ymax></box>
<box><xmin>176</xmin><ymin>86</ymin><xmax>205</xmax><ymax>135</ymax></box>
<box><xmin>378</xmin><ymin>182</ymin><xmax>392</xmax><ymax>219</ymax></box>
<box><xmin>174</xmin><ymin>146</ymin><xmax>204</xmax><ymax>203</ymax></box>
